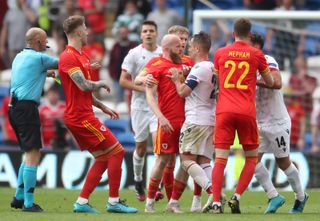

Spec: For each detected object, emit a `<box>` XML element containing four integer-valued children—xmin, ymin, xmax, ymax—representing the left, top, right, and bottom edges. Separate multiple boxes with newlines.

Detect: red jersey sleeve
<box><xmin>142</xmin><ymin>57</ymin><xmax>161</xmax><ymax>81</ymax></box>
<box><xmin>256</xmin><ymin>50</ymin><xmax>269</xmax><ymax>76</ymax></box>
<box><xmin>59</xmin><ymin>53</ymin><xmax>81</xmax><ymax>77</ymax></box>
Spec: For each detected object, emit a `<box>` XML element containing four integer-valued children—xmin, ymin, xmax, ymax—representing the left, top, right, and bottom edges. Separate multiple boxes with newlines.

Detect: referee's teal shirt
<box><xmin>10</xmin><ymin>48</ymin><xmax>58</xmax><ymax>104</ymax></box>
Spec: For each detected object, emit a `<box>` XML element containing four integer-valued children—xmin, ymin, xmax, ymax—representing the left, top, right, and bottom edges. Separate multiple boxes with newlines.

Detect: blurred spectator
<box><xmin>112</xmin><ymin>0</ymin><xmax>144</xmax><ymax>42</ymax></box>
<box><xmin>109</xmin><ymin>25</ymin><xmax>138</xmax><ymax>104</ymax></box>
<box><xmin>78</xmin><ymin>0</ymin><xmax>107</xmax><ymax>48</ymax></box>
<box><xmin>0</xmin><ymin>0</ymin><xmax>8</xmax><ymax>70</ymax></box>
<box><xmin>115</xmin><ymin>0</ymin><xmax>151</xmax><ymax>18</ymax></box>
<box><xmin>208</xmin><ymin>21</ymin><xmax>231</xmax><ymax>60</ymax></box>
<box><xmin>243</xmin><ymin>0</ymin><xmax>277</xmax><ymax>10</ymax></box>
<box><xmin>82</xmin><ymin>27</ymin><xmax>105</xmax><ymax>99</ymax></box>
<box><xmin>265</xmin><ymin>0</ymin><xmax>305</xmax><ymax>71</ymax></box>
<box><xmin>289</xmin><ymin>55</ymin><xmax>317</xmax><ymax>131</ymax></box>
<box><xmin>310</xmin><ymin>103</ymin><xmax>320</xmax><ymax>152</ymax></box>
<box><xmin>39</xmin><ymin>84</ymin><xmax>67</xmax><ymax>149</ymax></box>
<box><xmin>52</xmin><ymin>0</ymin><xmax>76</xmax><ymax>37</ymax></box>
<box><xmin>1</xmin><ymin>95</ymin><xmax>18</xmax><ymax>145</ymax></box>
<box><xmin>286</xmin><ymin>95</ymin><xmax>305</xmax><ymax>151</ymax></box>
<box><xmin>147</xmin><ymin>0</ymin><xmax>181</xmax><ymax>44</ymax></box>
<box><xmin>0</xmin><ymin>0</ymin><xmax>37</xmax><ymax>68</ymax></box>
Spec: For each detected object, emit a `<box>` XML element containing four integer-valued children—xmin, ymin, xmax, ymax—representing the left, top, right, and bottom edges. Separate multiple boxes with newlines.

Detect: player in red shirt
<box><xmin>58</xmin><ymin>15</ymin><xmax>137</xmax><ymax>214</ymax></box>
<box><xmin>211</xmin><ymin>18</ymin><xmax>274</xmax><ymax>214</ymax></box>
<box><xmin>39</xmin><ymin>85</ymin><xmax>66</xmax><ymax>149</ymax></box>
<box><xmin>141</xmin><ymin>34</ymin><xmax>185</xmax><ymax>213</ymax></box>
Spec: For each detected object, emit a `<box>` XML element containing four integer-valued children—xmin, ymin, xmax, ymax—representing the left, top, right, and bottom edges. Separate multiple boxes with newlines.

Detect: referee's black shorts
<box><xmin>8</xmin><ymin>100</ymin><xmax>42</xmax><ymax>151</ymax></box>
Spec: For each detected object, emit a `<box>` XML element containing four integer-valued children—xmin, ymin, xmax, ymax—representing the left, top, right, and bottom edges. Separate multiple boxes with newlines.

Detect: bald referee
<box><xmin>9</xmin><ymin>27</ymin><xmax>58</xmax><ymax>212</ymax></box>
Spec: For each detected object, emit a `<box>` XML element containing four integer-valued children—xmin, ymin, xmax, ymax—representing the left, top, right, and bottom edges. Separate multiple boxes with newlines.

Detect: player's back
<box><xmin>214</xmin><ymin>41</ymin><xmax>269</xmax><ymax>118</ymax></box>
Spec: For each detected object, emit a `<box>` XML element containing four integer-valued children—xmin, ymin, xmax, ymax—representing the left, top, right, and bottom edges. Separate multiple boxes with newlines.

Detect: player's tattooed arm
<box><xmin>70</xmin><ymin>71</ymin><xmax>110</xmax><ymax>92</ymax></box>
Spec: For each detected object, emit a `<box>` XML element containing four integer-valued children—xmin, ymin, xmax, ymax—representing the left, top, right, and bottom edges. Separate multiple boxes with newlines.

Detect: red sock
<box><xmin>148</xmin><ymin>178</ymin><xmax>161</xmax><ymax>199</ymax></box>
<box><xmin>212</xmin><ymin>157</ymin><xmax>227</xmax><ymax>202</ymax></box>
<box><xmin>162</xmin><ymin>166</ymin><xmax>174</xmax><ymax>201</ymax></box>
<box><xmin>107</xmin><ymin>150</ymin><xmax>125</xmax><ymax>198</ymax></box>
<box><xmin>193</xmin><ymin>182</ymin><xmax>202</xmax><ymax>196</ymax></box>
<box><xmin>80</xmin><ymin>160</ymin><xmax>108</xmax><ymax>199</ymax></box>
<box><xmin>171</xmin><ymin>179</ymin><xmax>187</xmax><ymax>200</ymax></box>
<box><xmin>235</xmin><ymin>156</ymin><xmax>258</xmax><ymax>195</ymax></box>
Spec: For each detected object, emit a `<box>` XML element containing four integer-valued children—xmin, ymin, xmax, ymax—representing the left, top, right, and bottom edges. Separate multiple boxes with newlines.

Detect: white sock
<box><xmin>255</xmin><ymin>162</ymin><xmax>278</xmax><ymax>199</ymax></box>
<box><xmin>169</xmin><ymin>199</ymin><xmax>178</xmax><ymax>204</ymax></box>
<box><xmin>182</xmin><ymin>160</ymin><xmax>211</xmax><ymax>190</ymax></box>
<box><xmin>133</xmin><ymin>150</ymin><xmax>145</xmax><ymax>182</ymax></box>
<box><xmin>76</xmin><ymin>197</ymin><xmax>88</xmax><ymax>205</ymax></box>
<box><xmin>284</xmin><ymin>163</ymin><xmax>304</xmax><ymax>201</ymax></box>
<box><xmin>200</xmin><ymin>163</ymin><xmax>212</xmax><ymax>181</ymax></box>
<box><xmin>234</xmin><ymin>193</ymin><xmax>241</xmax><ymax>200</ymax></box>
<box><xmin>108</xmin><ymin>197</ymin><xmax>119</xmax><ymax>205</ymax></box>
<box><xmin>146</xmin><ymin>197</ymin><xmax>155</xmax><ymax>204</ymax></box>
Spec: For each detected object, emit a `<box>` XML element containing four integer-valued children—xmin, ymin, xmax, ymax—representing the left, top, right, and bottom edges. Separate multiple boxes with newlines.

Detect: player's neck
<box><xmin>68</xmin><ymin>39</ymin><xmax>83</xmax><ymax>53</ymax></box>
<box><xmin>143</xmin><ymin>43</ymin><xmax>157</xmax><ymax>52</ymax></box>
<box><xmin>235</xmin><ymin>37</ymin><xmax>250</xmax><ymax>44</ymax></box>
<box><xmin>194</xmin><ymin>55</ymin><xmax>208</xmax><ymax>63</ymax></box>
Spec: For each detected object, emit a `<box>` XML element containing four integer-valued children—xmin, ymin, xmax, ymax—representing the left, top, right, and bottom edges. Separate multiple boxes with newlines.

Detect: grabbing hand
<box><xmin>91</xmin><ymin>62</ymin><xmax>101</xmax><ymax>70</ymax></box>
<box><xmin>99</xmin><ymin>81</ymin><xmax>111</xmax><ymax>93</ymax></box>
<box><xmin>167</xmin><ymin>68</ymin><xmax>183</xmax><ymax>83</ymax></box>
<box><xmin>144</xmin><ymin>74</ymin><xmax>158</xmax><ymax>87</ymax></box>
<box><xmin>47</xmin><ymin>70</ymin><xmax>56</xmax><ymax>77</ymax></box>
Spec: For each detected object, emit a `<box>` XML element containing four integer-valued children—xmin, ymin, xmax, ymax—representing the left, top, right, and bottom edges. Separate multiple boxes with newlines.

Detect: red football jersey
<box><xmin>39</xmin><ymin>102</ymin><xmax>66</xmax><ymax>147</ymax></box>
<box><xmin>181</xmin><ymin>55</ymin><xmax>195</xmax><ymax>67</ymax></box>
<box><xmin>58</xmin><ymin>46</ymin><xmax>94</xmax><ymax>122</ymax></box>
<box><xmin>214</xmin><ymin>41</ymin><xmax>269</xmax><ymax>118</ymax></box>
<box><xmin>144</xmin><ymin>55</ymin><xmax>185</xmax><ymax>124</ymax></box>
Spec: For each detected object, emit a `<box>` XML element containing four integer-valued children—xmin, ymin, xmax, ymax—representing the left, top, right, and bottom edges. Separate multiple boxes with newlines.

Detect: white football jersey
<box><xmin>256</xmin><ymin>55</ymin><xmax>290</xmax><ymax>126</ymax></box>
<box><xmin>184</xmin><ymin>61</ymin><xmax>216</xmax><ymax>126</ymax></box>
<box><xmin>121</xmin><ymin>44</ymin><xmax>162</xmax><ymax>111</ymax></box>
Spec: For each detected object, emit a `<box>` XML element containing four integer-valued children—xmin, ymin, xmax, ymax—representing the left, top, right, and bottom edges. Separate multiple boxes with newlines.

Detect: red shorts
<box><xmin>214</xmin><ymin>113</ymin><xmax>259</xmax><ymax>149</ymax></box>
<box><xmin>65</xmin><ymin>117</ymin><xmax>118</xmax><ymax>152</ymax></box>
<box><xmin>154</xmin><ymin>122</ymin><xmax>183</xmax><ymax>154</ymax></box>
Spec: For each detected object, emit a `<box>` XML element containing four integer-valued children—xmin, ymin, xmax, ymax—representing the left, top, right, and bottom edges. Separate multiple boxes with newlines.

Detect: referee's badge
<box><xmin>100</xmin><ymin>125</ymin><xmax>107</xmax><ymax>132</ymax></box>
<box><xmin>162</xmin><ymin>143</ymin><xmax>168</xmax><ymax>149</ymax></box>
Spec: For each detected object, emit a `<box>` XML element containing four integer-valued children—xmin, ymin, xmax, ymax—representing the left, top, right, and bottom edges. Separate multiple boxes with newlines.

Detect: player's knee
<box><xmin>181</xmin><ymin>160</ymin><xmax>196</xmax><ymax>172</ymax></box>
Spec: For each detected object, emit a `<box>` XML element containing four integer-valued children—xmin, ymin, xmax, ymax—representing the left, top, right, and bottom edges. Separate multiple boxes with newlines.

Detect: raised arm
<box><xmin>257</xmin><ymin>69</ymin><xmax>282</xmax><ymax>89</ymax></box>
<box><xmin>168</xmin><ymin>68</ymin><xmax>192</xmax><ymax>97</ymax></box>
<box><xmin>70</xmin><ymin>70</ymin><xmax>110</xmax><ymax>92</ymax></box>
<box><xmin>119</xmin><ymin>70</ymin><xmax>145</xmax><ymax>92</ymax></box>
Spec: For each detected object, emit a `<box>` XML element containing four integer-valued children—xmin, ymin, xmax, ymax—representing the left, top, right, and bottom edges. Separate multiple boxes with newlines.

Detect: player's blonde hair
<box><xmin>168</xmin><ymin>25</ymin><xmax>189</xmax><ymax>35</ymax></box>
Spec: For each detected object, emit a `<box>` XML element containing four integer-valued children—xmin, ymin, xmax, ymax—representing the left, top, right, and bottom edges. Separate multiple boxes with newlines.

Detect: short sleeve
<box><xmin>265</xmin><ymin>55</ymin><xmax>279</xmax><ymax>71</ymax></box>
<box><xmin>59</xmin><ymin>54</ymin><xmax>81</xmax><ymax>77</ymax></box>
<box><xmin>121</xmin><ymin>48</ymin><xmax>135</xmax><ymax>75</ymax></box>
<box><xmin>256</xmin><ymin>50</ymin><xmax>269</xmax><ymax>76</ymax></box>
<box><xmin>41</xmin><ymin>53</ymin><xmax>58</xmax><ymax>70</ymax></box>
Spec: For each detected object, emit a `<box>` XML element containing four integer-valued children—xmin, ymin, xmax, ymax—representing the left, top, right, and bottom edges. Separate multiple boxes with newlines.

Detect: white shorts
<box><xmin>258</xmin><ymin>121</ymin><xmax>291</xmax><ymax>158</ymax></box>
<box><xmin>179</xmin><ymin>123</ymin><xmax>215</xmax><ymax>160</ymax></box>
<box><xmin>131</xmin><ymin>109</ymin><xmax>157</xmax><ymax>142</ymax></box>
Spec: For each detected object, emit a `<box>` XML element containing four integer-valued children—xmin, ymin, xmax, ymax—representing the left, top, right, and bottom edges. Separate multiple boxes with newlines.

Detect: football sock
<box><xmin>108</xmin><ymin>197</ymin><xmax>120</xmax><ymax>205</ymax></box>
<box><xmin>255</xmin><ymin>162</ymin><xmax>278</xmax><ymax>199</ymax></box>
<box><xmin>201</xmin><ymin>163</ymin><xmax>212</xmax><ymax>180</ymax></box>
<box><xmin>284</xmin><ymin>163</ymin><xmax>304</xmax><ymax>201</ymax></box>
<box><xmin>108</xmin><ymin>150</ymin><xmax>125</xmax><ymax>198</ymax></box>
<box><xmin>76</xmin><ymin>196</ymin><xmax>88</xmax><ymax>205</ymax></box>
<box><xmin>147</xmin><ymin>178</ymin><xmax>161</xmax><ymax>199</ymax></box>
<box><xmin>193</xmin><ymin>182</ymin><xmax>202</xmax><ymax>196</ymax></box>
<box><xmin>23</xmin><ymin>165</ymin><xmax>37</xmax><ymax>208</ymax></box>
<box><xmin>212</xmin><ymin>157</ymin><xmax>227</xmax><ymax>202</ymax></box>
<box><xmin>15</xmin><ymin>162</ymin><xmax>25</xmax><ymax>200</ymax></box>
<box><xmin>235</xmin><ymin>156</ymin><xmax>258</xmax><ymax>196</ymax></box>
<box><xmin>80</xmin><ymin>160</ymin><xmax>108</xmax><ymax>199</ymax></box>
<box><xmin>163</xmin><ymin>166</ymin><xmax>174</xmax><ymax>200</ymax></box>
<box><xmin>171</xmin><ymin>179</ymin><xmax>187</xmax><ymax>201</ymax></box>
<box><xmin>133</xmin><ymin>150</ymin><xmax>145</xmax><ymax>182</ymax></box>
<box><xmin>183</xmin><ymin>160</ymin><xmax>211</xmax><ymax>191</ymax></box>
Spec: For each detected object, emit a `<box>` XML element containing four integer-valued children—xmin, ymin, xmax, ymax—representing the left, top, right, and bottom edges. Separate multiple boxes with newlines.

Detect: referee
<box><xmin>8</xmin><ymin>27</ymin><xmax>58</xmax><ymax>212</ymax></box>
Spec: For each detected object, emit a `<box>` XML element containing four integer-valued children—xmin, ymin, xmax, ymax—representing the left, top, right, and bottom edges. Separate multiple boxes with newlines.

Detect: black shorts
<box><xmin>8</xmin><ymin>100</ymin><xmax>42</xmax><ymax>151</ymax></box>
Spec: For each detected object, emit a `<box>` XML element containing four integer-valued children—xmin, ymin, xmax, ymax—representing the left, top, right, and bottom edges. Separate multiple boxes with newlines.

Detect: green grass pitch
<box><xmin>0</xmin><ymin>188</ymin><xmax>319</xmax><ymax>221</ymax></box>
